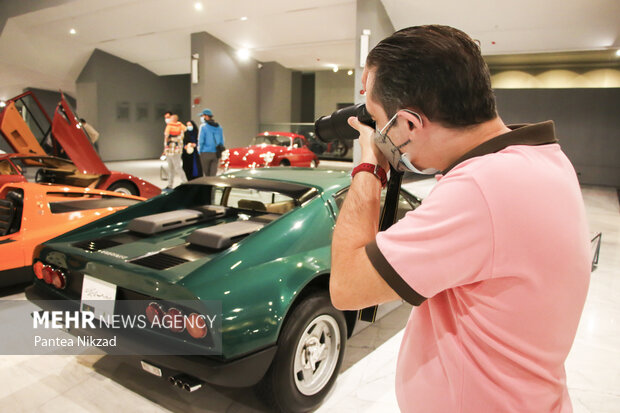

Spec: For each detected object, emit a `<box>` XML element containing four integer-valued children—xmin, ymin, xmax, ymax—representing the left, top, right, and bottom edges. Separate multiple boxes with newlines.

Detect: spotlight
<box><xmin>347</xmin><ymin>69</ymin><xmax>353</xmax><ymax>75</ymax></box>
<box><xmin>69</xmin><ymin>28</ymin><xmax>76</xmax><ymax>35</ymax></box>
<box><xmin>236</xmin><ymin>48</ymin><xmax>250</xmax><ymax>60</ymax></box>
<box><xmin>194</xmin><ymin>2</ymin><xmax>203</xmax><ymax>11</ymax></box>
<box><xmin>240</xmin><ymin>16</ymin><xmax>248</xmax><ymax>21</ymax></box>
<box><xmin>616</xmin><ymin>49</ymin><xmax>620</xmax><ymax>57</ymax></box>
<box><xmin>332</xmin><ymin>66</ymin><xmax>339</xmax><ymax>73</ymax></box>
<box><xmin>0</xmin><ymin>101</ymin><xmax>6</xmax><ymax>108</ymax></box>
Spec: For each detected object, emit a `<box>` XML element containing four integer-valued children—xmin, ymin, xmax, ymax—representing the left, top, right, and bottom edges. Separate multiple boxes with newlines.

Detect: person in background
<box><xmin>182</xmin><ymin>120</ymin><xmax>202</xmax><ymax>180</ymax></box>
<box><xmin>163</xmin><ymin>111</ymin><xmax>172</xmax><ymax>125</ymax></box>
<box><xmin>197</xmin><ymin>108</ymin><xmax>224</xmax><ymax>176</ymax></box>
<box><xmin>163</xmin><ymin>114</ymin><xmax>186</xmax><ymax>189</ymax></box>
<box><xmin>79</xmin><ymin>118</ymin><xmax>100</xmax><ymax>152</ymax></box>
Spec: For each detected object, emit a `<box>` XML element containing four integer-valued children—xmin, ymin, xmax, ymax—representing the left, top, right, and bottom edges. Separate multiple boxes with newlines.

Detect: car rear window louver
<box><xmin>73</xmin><ymin>238</ymin><xmax>121</xmax><ymax>251</ymax></box>
<box><xmin>128</xmin><ymin>206</ymin><xmax>226</xmax><ymax>235</ymax></box>
<box><xmin>129</xmin><ymin>252</ymin><xmax>189</xmax><ymax>270</ymax></box>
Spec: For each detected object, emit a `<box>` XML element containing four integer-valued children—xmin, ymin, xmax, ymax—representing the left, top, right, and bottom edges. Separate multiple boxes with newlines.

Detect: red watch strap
<box><xmin>351</xmin><ymin>163</ymin><xmax>387</xmax><ymax>187</ymax></box>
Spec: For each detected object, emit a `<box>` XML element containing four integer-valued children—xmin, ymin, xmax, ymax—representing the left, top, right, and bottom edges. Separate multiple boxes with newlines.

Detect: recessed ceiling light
<box><xmin>236</xmin><ymin>48</ymin><xmax>250</xmax><ymax>60</ymax></box>
<box><xmin>194</xmin><ymin>2</ymin><xmax>203</xmax><ymax>11</ymax></box>
<box><xmin>240</xmin><ymin>16</ymin><xmax>248</xmax><ymax>21</ymax></box>
<box><xmin>69</xmin><ymin>28</ymin><xmax>76</xmax><ymax>35</ymax></box>
<box><xmin>332</xmin><ymin>66</ymin><xmax>339</xmax><ymax>73</ymax></box>
<box><xmin>347</xmin><ymin>69</ymin><xmax>353</xmax><ymax>75</ymax></box>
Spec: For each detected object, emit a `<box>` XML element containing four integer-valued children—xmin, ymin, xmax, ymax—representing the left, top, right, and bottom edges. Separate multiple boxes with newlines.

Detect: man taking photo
<box><xmin>330</xmin><ymin>25</ymin><xmax>591</xmax><ymax>412</ymax></box>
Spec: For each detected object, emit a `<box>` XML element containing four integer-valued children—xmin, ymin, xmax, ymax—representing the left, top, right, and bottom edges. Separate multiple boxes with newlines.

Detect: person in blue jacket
<box><xmin>197</xmin><ymin>108</ymin><xmax>224</xmax><ymax>176</ymax></box>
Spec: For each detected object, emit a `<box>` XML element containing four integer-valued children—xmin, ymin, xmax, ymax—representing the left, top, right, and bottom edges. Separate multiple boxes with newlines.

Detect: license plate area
<box><xmin>80</xmin><ymin>274</ymin><xmax>117</xmax><ymax>318</ymax></box>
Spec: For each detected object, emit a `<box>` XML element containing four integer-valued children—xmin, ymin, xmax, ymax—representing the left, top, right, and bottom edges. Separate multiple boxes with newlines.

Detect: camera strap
<box><xmin>359</xmin><ymin>166</ymin><xmax>403</xmax><ymax>323</ymax></box>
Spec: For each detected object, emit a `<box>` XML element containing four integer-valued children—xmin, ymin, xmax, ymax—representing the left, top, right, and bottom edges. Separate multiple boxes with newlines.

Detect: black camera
<box><xmin>314</xmin><ymin>103</ymin><xmax>375</xmax><ymax>142</ymax></box>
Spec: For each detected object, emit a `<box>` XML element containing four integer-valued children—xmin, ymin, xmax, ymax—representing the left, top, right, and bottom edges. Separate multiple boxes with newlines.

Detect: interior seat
<box><xmin>266</xmin><ymin>200</ymin><xmax>295</xmax><ymax>214</ymax></box>
<box><xmin>0</xmin><ymin>161</ymin><xmax>16</xmax><ymax>175</ymax></box>
<box><xmin>237</xmin><ymin>199</ymin><xmax>267</xmax><ymax>212</ymax></box>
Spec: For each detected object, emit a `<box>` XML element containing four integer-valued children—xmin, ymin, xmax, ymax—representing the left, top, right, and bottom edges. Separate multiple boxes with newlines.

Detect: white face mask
<box><xmin>398</xmin><ymin>152</ymin><xmax>439</xmax><ymax>175</ymax></box>
<box><xmin>200</xmin><ymin>117</ymin><xmax>206</xmax><ymax>124</ymax></box>
<box><xmin>187</xmin><ymin>125</ymin><xmax>193</xmax><ymax>131</ymax></box>
<box><xmin>372</xmin><ymin>110</ymin><xmax>438</xmax><ymax>175</ymax></box>
<box><xmin>165</xmin><ymin>117</ymin><xmax>171</xmax><ymax>124</ymax></box>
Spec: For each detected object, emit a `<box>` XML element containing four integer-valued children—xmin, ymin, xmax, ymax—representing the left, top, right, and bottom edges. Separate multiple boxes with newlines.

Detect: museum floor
<box><xmin>1</xmin><ymin>159</ymin><xmax>618</xmax><ymax>412</ymax></box>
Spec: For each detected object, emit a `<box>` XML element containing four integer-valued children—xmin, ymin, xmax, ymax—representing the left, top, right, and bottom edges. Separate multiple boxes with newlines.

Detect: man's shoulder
<box><xmin>448</xmin><ymin>143</ymin><xmax>565</xmax><ymax>179</ymax></box>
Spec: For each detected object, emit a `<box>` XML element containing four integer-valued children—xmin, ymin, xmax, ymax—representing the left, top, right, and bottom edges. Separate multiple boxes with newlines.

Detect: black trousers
<box><xmin>199</xmin><ymin>152</ymin><xmax>218</xmax><ymax>176</ymax></box>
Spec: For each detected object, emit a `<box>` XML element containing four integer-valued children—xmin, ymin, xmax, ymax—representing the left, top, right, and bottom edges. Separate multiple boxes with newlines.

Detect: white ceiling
<box><xmin>0</xmin><ymin>0</ymin><xmax>618</xmax><ymax>99</ymax></box>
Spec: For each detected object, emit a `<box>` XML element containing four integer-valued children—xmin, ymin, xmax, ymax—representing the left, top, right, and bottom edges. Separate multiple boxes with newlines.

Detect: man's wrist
<box><xmin>351</xmin><ymin>163</ymin><xmax>387</xmax><ymax>187</ymax></box>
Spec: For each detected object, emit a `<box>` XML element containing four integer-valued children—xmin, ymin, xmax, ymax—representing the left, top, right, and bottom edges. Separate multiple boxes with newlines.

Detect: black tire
<box><xmin>107</xmin><ymin>181</ymin><xmax>139</xmax><ymax>196</ymax></box>
<box><xmin>279</xmin><ymin>159</ymin><xmax>291</xmax><ymax>167</ymax></box>
<box><xmin>256</xmin><ymin>291</ymin><xmax>346</xmax><ymax>413</ymax></box>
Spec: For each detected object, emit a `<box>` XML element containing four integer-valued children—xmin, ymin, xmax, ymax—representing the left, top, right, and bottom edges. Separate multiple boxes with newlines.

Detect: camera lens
<box><xmin>314</xmin><ymin>104</ymin><xmax>375</xmax><ymax>143</ymax></box>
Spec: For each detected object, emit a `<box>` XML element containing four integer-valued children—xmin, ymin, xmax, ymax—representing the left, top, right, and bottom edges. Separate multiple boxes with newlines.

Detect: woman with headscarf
<box><xmin>182</xmin><ymin>119</ymin><xmax>202</xmax><ymax>180</ymax></box>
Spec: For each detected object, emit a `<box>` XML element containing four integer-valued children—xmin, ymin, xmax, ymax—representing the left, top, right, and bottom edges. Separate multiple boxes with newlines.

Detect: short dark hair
<box><xmin>366</xmin><ymin>25</ymin><xmax>497</xmax><ymax>128</ymax></box>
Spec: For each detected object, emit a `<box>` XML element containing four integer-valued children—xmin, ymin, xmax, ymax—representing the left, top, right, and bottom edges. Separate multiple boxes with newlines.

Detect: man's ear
<box><xmin>398</xmin><ymin>110</ymin><xmax>424</xmax><ymax>132</ymax></box>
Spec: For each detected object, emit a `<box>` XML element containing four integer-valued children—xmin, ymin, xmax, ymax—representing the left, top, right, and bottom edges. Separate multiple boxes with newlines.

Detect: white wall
<box><xmin>314</xmin><ymin>70</ymin><xmax>355</xmax><ymax>119</ymax></box>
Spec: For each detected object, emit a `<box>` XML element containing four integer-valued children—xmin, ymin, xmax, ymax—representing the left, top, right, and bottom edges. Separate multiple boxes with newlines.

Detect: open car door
<box><xmin>51</xmin><ymin>93</ymin><xmax>110</xmax><ymax>175</ymax></box>
<box><xmin>0</xmin><ymin>99</ymin><xmax>47</xmax><ymax>156</ymax></box>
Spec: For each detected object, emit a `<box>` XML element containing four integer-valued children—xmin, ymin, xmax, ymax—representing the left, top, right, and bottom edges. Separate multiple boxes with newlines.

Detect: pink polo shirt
<box><xmin>370</xmin><ymin>136</ymin><xmax>590</xmax><ymax>412</ymax></box>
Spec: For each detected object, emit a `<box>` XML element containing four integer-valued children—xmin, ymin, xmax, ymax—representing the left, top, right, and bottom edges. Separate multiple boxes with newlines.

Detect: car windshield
<box><xmin>333</xmin><ymin>187</ymin><xmax>421</xmax><ymax>222</ymax></box>
<box><xmin>251</xmin><ymin>135</ymin><xmax>291</xmax><ymax>147</ymax></box>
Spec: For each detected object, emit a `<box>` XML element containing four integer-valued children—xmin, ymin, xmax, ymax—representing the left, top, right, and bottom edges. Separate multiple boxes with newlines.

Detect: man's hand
<box><xmin>347</xmin><ymin>116</ymin><xmax>389</xmax><ymax>171</ymax></box>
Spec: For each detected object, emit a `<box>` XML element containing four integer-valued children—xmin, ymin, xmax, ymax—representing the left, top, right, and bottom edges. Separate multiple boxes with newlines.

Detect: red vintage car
<box><xmin>0</xmin><ymin>91</ymin><xmax>161</xmax><ymax>198</ymax></box>
<box><xmin>220</xmin><ymin>131</ymin><xmax>319</xmax><ymax>171</ymax></box>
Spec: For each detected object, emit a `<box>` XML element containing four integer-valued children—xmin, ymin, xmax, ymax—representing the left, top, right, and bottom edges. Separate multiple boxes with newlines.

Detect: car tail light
<box><xmin>166</xmin><ymin>308</ymin><xmax>185</xmax><ymax>333</ymax></box>
<box><xmin>42</xmin><ymin>265</ymin><xmax>54</xmax><ymax>284</ymax></box>
<box><xmin>186</xmin><ymin>313</ymin><xmax>207</xmax><ymax>339</ymax></box>
<box><xmin>33</xmin><ymin>261</ymin><xmax>44</xmax><ymax>280</ymax></box>
<box><xmin>50</xmin><ymin>269</ymin><xmax>67</xmax><ymax>289</ymax></box>
<box><xmin>39</xmin><ymin>265</ymin><xmax>66</xmax><ymax>289</ymax></box>
<box><xmin>146</xmin><ymin>302</ymin><xmax>164</xmax><ymax>323</ymax></box>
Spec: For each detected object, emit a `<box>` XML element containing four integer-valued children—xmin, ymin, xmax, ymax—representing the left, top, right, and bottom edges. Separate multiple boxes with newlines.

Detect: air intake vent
<box><xmin>0</xmin><ymin>199</ymin><xmax>14</xmax><ymax>235</ymax></box>
<box><xmin>73</xmin><ymin>238</ymin><xmax>121</xmax><ymax>251</ymax></box>
<box><xmin>130</xmin><ymin>253</ymin><xmax>189</xmax><ymax>270</ymax></box>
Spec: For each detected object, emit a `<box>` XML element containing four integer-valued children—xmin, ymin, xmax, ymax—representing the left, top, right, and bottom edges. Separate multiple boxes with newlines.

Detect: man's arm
<box><xmin>197</xmin><ymin>126</ymin><xmax>204</xmax><ymax>152</ymax></box>
<box><xmin>330</xmin><ymin>117</ymin><xmax>401</xmax><ymax>310</ymax></box>
<box><xmin>164</xmin><ymin>124</ymin><xmax>170</xmax><ymax>145</ymax></box>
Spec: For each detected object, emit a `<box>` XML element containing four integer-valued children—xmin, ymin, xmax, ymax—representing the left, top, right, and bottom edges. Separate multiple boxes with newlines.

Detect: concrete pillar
<box><xmin>191</xmin><ymin>32</ymin><xmax>259</xmax><ymax>149</ymax></box>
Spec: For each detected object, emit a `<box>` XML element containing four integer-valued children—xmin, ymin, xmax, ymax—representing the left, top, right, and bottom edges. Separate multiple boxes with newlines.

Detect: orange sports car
<box><xmin>0</xmin><ymin>182</ymin><xmax>144</xmax><ymax>287</ymax></box>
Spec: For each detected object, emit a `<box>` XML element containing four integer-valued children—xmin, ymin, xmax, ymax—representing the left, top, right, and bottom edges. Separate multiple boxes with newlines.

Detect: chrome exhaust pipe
<box><xmin>183</xmin><ymin>376</ymin><xmax>203</xmax><ymax>393</ymax></box>
<box><xmin>168</xmin><ymin>374</ymin><xmax>204</xmax><ymax>392</ymax></box>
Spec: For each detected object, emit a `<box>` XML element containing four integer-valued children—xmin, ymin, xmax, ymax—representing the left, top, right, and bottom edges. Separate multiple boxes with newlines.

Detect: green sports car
<box><xmin>26</xmin><ymin>168</ymin><xmax>420</xmax><ymax>412</ymax></box>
